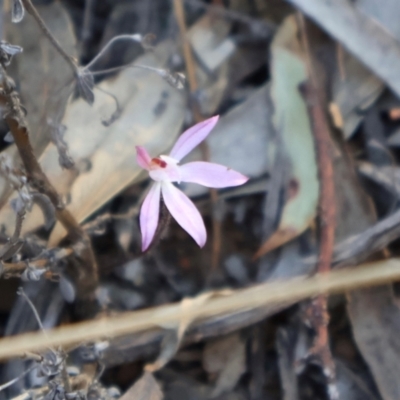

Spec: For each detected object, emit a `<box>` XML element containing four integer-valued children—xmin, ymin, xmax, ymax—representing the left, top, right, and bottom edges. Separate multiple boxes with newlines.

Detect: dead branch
<box><xmin>298</xmin><ymin>14</ymin><xmax>337</xmax><ymax>399</ymax></box>
<box><xmin>1</xmin><ymin>247</ymin><xmax>74</xmax><ymax>279</ymax></box>
<box><xmin>0</xmin><ymin>63</ymin><xmax>98</xmax><ymax>303</ymax></box>
<box><xmin>0</xmin><ymin>258</ymin><xmax>398</xmax><ymax>361</ymax></box>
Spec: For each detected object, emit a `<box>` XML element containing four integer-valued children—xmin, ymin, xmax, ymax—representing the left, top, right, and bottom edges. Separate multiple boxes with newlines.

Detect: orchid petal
<box><xmin>161</xmin><ymin>181</ymin><xmax>206</xmax><ymax>247</ymax></box>
<box><xmin>169</xmin><ymin>116</ymin><xmax>219</xmax><ymax>161</ymax></box>
<box><xmin>140</xmin><ymin>182</ymin><xmax>161</xmax><ymax>251</ymax></box>
<box><xmin>136</xmin><ymin>146</ymin><xmax>152</xmax><ymax>170</ymax></box>
<box><xmin>180</xmin><ymin>161</ymin><xmax>249</xmax><ymax>188</ymax></box>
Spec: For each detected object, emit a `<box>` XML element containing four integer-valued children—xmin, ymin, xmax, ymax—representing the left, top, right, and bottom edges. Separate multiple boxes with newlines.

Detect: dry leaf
<box><xmin>287</xmin><ymin>0</ymin><xmax>400</xmax><ymax>97</ymax></box>
<box><xmin>255</xmin><ymin>15</ymin><xmax>319</xmax><ymax>258</ymax></box>
<box><xmin>331</xmin><ymin>48</ymin><xmax>383</xmax><ymax>139</ymax></box>
<box><xmin>119</xmin><ymin>372</ymin><xmax>163</xmax><ymax>400</ymax></box>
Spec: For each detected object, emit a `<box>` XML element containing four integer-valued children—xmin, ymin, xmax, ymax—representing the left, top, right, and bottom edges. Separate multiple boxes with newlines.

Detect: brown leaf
<box><xmin>254</xmin><ymin>16</ymin><xmax>319</xmax><ymax>259</ymax></box>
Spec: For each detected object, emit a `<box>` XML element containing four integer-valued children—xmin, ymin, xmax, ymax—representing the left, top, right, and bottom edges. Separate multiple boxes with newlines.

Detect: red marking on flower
<box><xmin>151</xmin><ymin>157</ymin><xmax>167</xmax><ymax>168</ymax></box>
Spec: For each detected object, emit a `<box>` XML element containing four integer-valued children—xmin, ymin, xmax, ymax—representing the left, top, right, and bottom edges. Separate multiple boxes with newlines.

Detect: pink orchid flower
<box><xmin>136</xmin><ymin>115</ymin><xmax>248</xmax><ymax>251</ymax></box>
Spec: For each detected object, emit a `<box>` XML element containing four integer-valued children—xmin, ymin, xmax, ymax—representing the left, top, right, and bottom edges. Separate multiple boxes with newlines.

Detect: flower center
<box><xmin>148</xmin><ymin>155</ymin><xmax>181</xmax><ymax>183</ymax></box>
<box><xmin>151</xmin><ymin>157</ymin><xmax>167</xmax><ymax>169</ymax></box>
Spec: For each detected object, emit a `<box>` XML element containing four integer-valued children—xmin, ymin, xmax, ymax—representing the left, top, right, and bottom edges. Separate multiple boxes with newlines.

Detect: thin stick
<box><xmin>298</xmin><ymin>13</ymin><xmax>337</xmax><ymax>399</ymax></box>
<box><xmin>1</xmin><ymin>247</ymin><xmax>73</xmax><ymax>278</ymax></box>
<box><xmin>173</xmin><ymin>0</ymin><xmax>199</xmax><ymax>103</ymax></box>
<box><xmin>0</xmin><ymin>258</ymin><xmax>399</xmax><ymax>361</ymax></box>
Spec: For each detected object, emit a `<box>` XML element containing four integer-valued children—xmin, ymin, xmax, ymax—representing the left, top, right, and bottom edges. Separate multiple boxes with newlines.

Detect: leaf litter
<box><xmin>1</xmin><ymin>0</ymin><xmax>400</xmax><ymax>399</ymax></box>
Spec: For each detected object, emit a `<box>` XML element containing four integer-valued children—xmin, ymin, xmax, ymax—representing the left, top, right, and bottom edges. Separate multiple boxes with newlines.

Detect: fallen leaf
<box><xmin>331</xmin><ymin>48</ymin><xmax>383</xmax><ymax>139</ymax></box>
<box><xmin>119</xmin><ymin>372</ymin><xmax>163</xmax><ymax>400</ymax></box>
<box><xmin>254</xmin><ymin>15</ymin><xmax>319</xmax><ymax>258</ymax></box>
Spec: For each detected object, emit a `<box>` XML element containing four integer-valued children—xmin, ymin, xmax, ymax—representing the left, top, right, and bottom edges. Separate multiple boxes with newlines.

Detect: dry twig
<box><xmin>0</xmin><ymin>63</ymin><xmax>98</xmax><ymax>303</ymax></box>
<box><xmin>0</xmin><ymin>258</ymin><xmax>398</xmax><ymax>361</ymax></box>
<box><xmin>298</xmin><ymin>14</ymin><xmax>337</xmax><ymax>399</ymax></box>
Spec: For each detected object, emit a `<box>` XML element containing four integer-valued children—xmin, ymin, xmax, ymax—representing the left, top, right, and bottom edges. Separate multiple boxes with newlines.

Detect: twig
<box><xmin>0</xmin><ymin>64</ymin><xmax>98</xmax><ymax>302</ymax></box>
<box><xmin>1</xmin><ymin>247</ymin><xmax>73</xmax><ymax>278</ymax></box>
<box><xmin>332</xmin><ymin>206</ymin><xmax>400</xmax><ymax>267</ymax></box>
<box><xmin>10</xmin><ymin>208</ymin><xmax>25</xmax><ymax>242</ymax></box>
<box><xmin>11</xmin><ymin>209</ymin><xmax>400</xmax><ymax>369</ymax></box>
<box><xmin>0</xmin><ymin>258</ymin><xmax>399</xmax><ymax>361</ymax></box>
<box><xmin>0</xmin><ymin>208</ymin><xmax>25</xmax><ymax>260</ymax></box>
<box><xmin>172</xmin><ymin>0</ymin><xmax>222</xmax><ymax>270</ymax></box>
<box><xmin>298</xmin><ymin>14</ymin><xmax>337</xmax><ymax>399</ymax></box>
<box><xmin>173</xmin><ymin>0</ymin><xmax>200</xmax><ymax>115</ymax></box>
